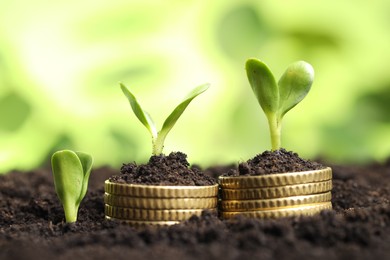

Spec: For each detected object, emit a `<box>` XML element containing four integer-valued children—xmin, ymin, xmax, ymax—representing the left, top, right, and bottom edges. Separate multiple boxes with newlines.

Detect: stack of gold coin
<box><xmin>104</xmin><ymin>180</ymin><xmax>219</xmax><ymax>226</ymax></box>
<box><xmin>218</xmin><ymin>167</ymin><xmax>332</xmax><ymax>219</ymax></box>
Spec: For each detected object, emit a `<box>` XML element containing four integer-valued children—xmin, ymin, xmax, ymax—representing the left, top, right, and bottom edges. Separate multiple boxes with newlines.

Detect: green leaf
<box><xmin>160</xmin><ymin>83</ymin><xmax>209</xmax><ymax>137</ymax></box>
<box><xmin>245</xmin><ymin>58</ymin><xmax>279</xmax><ymax>114</ymax></box>
<box><xmin>74</xmin><ymin>151</ymin><xmax>93</xmax><ymax>206</ymax></box>
<box><xmin>120</xmin><ymin>83</ymin><xmax>157</xmax><ymax>138</ymax></box>
<box><xmin>51</xmin><ymin>150</ymin><xmax>93</xmax><ymax>223</ymax></box>
<box><xmin>278</xmin><ymin>61</ymin><xmax>314</xmax><ymax>117</ymax></box>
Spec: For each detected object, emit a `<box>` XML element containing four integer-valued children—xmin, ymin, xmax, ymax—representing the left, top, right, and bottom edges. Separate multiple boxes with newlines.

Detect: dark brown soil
<box><xmin>226</xmin><ymin>148</ymin><xmax>325</xmax><ymax>176</ymax></box>
<box><xmin>110</xmin><ymin>152</ymin><xmax>216</xmax><ymax>186</ymax></box>
<box><xmin>1</xmin><ymin>157</ymin><xmax>390</xmax><ymax>259</ymax></box>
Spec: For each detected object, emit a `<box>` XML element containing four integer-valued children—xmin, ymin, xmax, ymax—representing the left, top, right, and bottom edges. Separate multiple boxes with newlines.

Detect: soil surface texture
<box><xmin>110</xmin><ymin>152</ymin><xmax>216</xmax><ymax>186</ymax></box>
<box><xmin>226</xmin><ymin>148</ymin><xmax>325</xmax><ymax>176</ymax></box>
<box><xmin>1</xmin><ymin>155</ymin><xmax>390</xmax><ymax>259</ymax></box>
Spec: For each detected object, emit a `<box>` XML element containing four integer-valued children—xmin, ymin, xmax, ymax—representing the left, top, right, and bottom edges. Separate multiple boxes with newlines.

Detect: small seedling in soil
<box><xmin>120</xmin><ymin>82</ymin><xmax>209</xmax><ymax>155</ymax></box>
<box><xmin>246</xmin><ymin>58</ymin><xmax>314</xmax><ymax>151</ymax></box>
<box><xmin>51</xmin><ymin>150</ymin><xmax>93</xmax><ymax>223</ymax></box>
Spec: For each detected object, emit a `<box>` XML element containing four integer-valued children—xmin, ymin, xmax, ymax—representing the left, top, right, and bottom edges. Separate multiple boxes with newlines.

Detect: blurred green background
<box><xmin>1</xmin><ymin>0</ymin><xmax>390</xmax><ymax>173</ymax></box>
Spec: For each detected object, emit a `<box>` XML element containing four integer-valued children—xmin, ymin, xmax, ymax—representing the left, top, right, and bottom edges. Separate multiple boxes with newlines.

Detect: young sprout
<box><xmin>120</xmin><ymin>83</ymin><xmax>209</xmax><ymax>155</ymax></box>
<box><xmin>51</xmin><ymin>150</ymin><xmax>93</xmax><ymax>223</ymax></box>
<box><xmin>246</xmin><ymin>58</ymin><xmax>314</xmax><ymax>151</ymax></box>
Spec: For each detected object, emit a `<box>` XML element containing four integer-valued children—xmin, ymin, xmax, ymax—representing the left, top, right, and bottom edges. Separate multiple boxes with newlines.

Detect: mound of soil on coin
<box><xmin>1</xmin><ymin>157</ymin><xmax>390</xmax><ymax>259</ymax></box>
<box><xmin>110</xmin><ymin>152</ymin><xmax>216</xmax><ymax>186</ymax></box>
<box><xmin>226</xmin><ymin>148</ymin><xmax>325</xmax><ymax>176</ymax></box>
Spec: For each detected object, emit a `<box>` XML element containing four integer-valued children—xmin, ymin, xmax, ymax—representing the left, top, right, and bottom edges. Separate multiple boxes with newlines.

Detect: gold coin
<box><xmin>105</xmin><ymin>204</ymin><xmax>216</xmax><ymax>221</ymax></box>
<box><xmin>104</xmin><ymin>193</ymin><xmax>218</xmax><ymax>209</ymax></box>
<box><xmin>219</xmin><ymin>167</ymin><xmax>332</xmax><ymax>188</ymax></box>
<box><xmin>221</xmin><ymin>202</ymin><xmax>332</xmax><ymax>219</ymax></box>
<box><xmin>105</xmin><ymin>180</ymin><xmax>218</xmax><ymax>198</ymax></box>
<box><xmin>105</xmin><ymin>216</ymin><xmax>179</xmax><ymax>226</ymax></box>
<box><xmin>221</xmin><ymin>180</ymin><xmax>332</xmax><ymax>200</ymax></box>
<box><xmin>220</xmin><ymin>192</ymin><xmax>332</xmax><ymax>212</ymax></box>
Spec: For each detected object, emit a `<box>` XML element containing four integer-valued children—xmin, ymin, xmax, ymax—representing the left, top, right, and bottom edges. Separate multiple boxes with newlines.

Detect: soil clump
<box><xmin>109</xmin><ymin>152</ymin><xmax>215</xmax><ymax>186</ymax></box>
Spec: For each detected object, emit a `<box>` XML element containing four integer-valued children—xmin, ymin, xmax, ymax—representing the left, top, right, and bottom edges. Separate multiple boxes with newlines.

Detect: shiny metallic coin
<box><xmin>104</xmin><ymin>193</ymin><xmax>218</xmax><ymax>209</ymax></box>
<box><xmin>219</xmin><ymin>167</ymin><xmax>332</xmax><ymax>188</ymax></box>
<box><xmin>105</xmin><ymin>204</ymin><xmax>216</xmax><ymax>221</ymax></box>
<box><xmin>220</xmin><ymin>192</ymin><xmax>331</xmax><ymax>211</ymax></box>
<box><xmin>221</xmin><ymin>202</ymin><xmax>332</xmax><ymax>219</ymax></box>
<box><xmin>105</xmin><ymin>181</ymin><xmax>218</xmax><ymax>198</ymax></box>
<box><xmin>105</xmin><ymin>216</ymin><xmax>179</xmax><ymax>226</ymax></box>
<box><xmin>221</xmin><ymin>180</ymin><xmax>332</xmax><ymax>200</ymax></box>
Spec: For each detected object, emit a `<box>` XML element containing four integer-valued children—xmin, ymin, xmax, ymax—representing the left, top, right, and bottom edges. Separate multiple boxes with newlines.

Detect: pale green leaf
<box><xmin>160</xmin><ymin>83</ymin><xmax>209</xmax><ymax>138</ymax></box>
<box><xmin>74</xmin><ymin>151</ymin><xmax>93</xmax><ymax>206</ymax></box>
<box><xmin>245</xmin><ymin>58</ymin><xmax>279</xmax><ymax>114</ymax></box>
<box><xmin>51</xmin><ymin>150</ymin><xmax>83</xmax><ymax>205</ymax></box>
<box><xmin>278</xmin><ymin>61</ymin><xmax>314</xmax><ymax>117</ymax></box>
<box><xmin>51</xmin><ymin>150</ymin><xmax>85</xmax><ymax>222</ymax></box>
<box><xmin>120</xmin><ymin>83</ymin><xmax>157</xmax><ymax>138</ymax></box>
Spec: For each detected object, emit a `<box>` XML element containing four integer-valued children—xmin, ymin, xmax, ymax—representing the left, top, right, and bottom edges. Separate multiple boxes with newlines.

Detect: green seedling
<box><xmin>246</xmin><ymin>58</ymin><xmax>314</xmax><ymax>151</ymax></box>
<box><xmin>51</xmin><ymin>150</ymin><xmax>93</xmax><ymax>223</ymax></box>
<box><xmin>120</xmin><ymin>82</ymin><xmax>209</xmax><ymax>155</ymax></box>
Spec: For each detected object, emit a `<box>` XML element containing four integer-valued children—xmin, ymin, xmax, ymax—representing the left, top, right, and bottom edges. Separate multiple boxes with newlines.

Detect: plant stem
<box><xmin>152</xmin><ymin>134</ymin><xmax>166</xmax><ymax>155</ymax></box>
<box><xmin>267</xmin><ymin>114</ymin><xmax>282</xmax><ymax>151</ymax></box>
<box><xmin>63</xmin><ymin>202</ymin><xmax>78</xmax><ymax>223</ymax></box>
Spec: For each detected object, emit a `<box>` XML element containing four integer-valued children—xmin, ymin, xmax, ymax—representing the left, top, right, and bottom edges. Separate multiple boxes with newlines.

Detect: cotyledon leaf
<box><xmin>51</xmin><ymin>150</ymin><xmax>93</xmax><ymax>223</ymax></box>
<box><xmin>120</xmin><ymin>83</ymin><xmax>157</xmax><ymax>138</ymax></box>
<box><xmin>246</xmin><ymin>59</ymin><xmax>279</xmax><ymax>114</ymax></box>
<box><xmin>160</xmin><ymin>83</ymin><xmax>209</xmax><ymax>136</ymax></box>
<box><xmin>74</xmin><ymin>151</ymin><xmax>93</xmax><ymax>206</ymax></box>
<box><xmin>277</xmin><ymin>61</ymin><xmax>314</xmax><ymax>117</ymax></box>
<box><xmin>52</xmin><ymin>150</ymin><xmax>83</xmax><ymax>206</ymax></box>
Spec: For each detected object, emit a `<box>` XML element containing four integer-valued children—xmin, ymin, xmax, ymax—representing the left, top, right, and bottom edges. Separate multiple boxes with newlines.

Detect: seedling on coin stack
<box><xmin>246</xmin><ymin>59</ymin><xmax>313</xmax><ymax>151</ymax></box>
<box><xmin>119</xmin><ymin>83</ymin><xmax>208</xmax><ymax>155</ymax></box>
<box><xmin>218</xmin><ymin>58</ymin><xmax>333</xmax><ymax>219</ymax></box>
<box><xmin>104</xmin><ymin>83</ymin><xmax>218</xmax><ymax>226</ymax></box>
